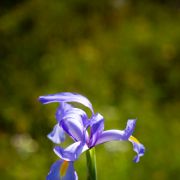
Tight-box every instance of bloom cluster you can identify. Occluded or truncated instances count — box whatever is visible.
[39,92,145,180]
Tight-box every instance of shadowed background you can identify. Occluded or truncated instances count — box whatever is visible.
[0,0,180,179]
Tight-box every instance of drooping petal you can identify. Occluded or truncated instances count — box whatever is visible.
[46,160,78,180]
[39,92,94,113]
[95,119,136,145]
[88,113,104,147]
[128,136,145,163]
[47,124,65,144]
[54,141,88,161]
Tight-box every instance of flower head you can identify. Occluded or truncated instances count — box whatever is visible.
[39,92,145,179]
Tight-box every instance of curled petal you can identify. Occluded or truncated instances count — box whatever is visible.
[64,107,89,126]
[56,103,88,125]
[65,108,87,118]
[47,124,65,144]
[123,119,136,138]
[39,92,94,113]
[54,141,88,161]
[129,136,145,163]
[46,160,78,180]
[96,119,136,145]
[56,103,88,121]
[89,113,104,147]
[56,103,73,122]
[60,114,85,142]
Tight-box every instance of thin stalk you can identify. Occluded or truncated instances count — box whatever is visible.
[86,148,97,180]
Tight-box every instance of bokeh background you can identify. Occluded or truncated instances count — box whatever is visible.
[0,0,180,179]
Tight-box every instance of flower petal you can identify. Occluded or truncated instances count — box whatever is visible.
[55,102,88,125]
[55,102,73,122]
[129,136,145,163]
[60,113,85,142]
[96,119,136,145]
[47,124,65,144]
[123,119,137,138]
[64,107,89,126]
[89,113,104,147]
[46,160,78,180]
[39,92,94,113]
[54,141,88,161]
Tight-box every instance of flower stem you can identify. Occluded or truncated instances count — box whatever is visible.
[86,148,97,180]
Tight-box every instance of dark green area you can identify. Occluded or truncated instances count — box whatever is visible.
[0,0,180,179]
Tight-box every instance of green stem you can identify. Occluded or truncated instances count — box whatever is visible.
[86,148,97,180]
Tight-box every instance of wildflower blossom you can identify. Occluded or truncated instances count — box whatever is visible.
[39,92,145,180]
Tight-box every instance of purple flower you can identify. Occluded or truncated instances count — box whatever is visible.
[46,160,78,180]
[39,92,145,180]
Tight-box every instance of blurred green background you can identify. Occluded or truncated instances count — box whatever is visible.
[0,0,180,179]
